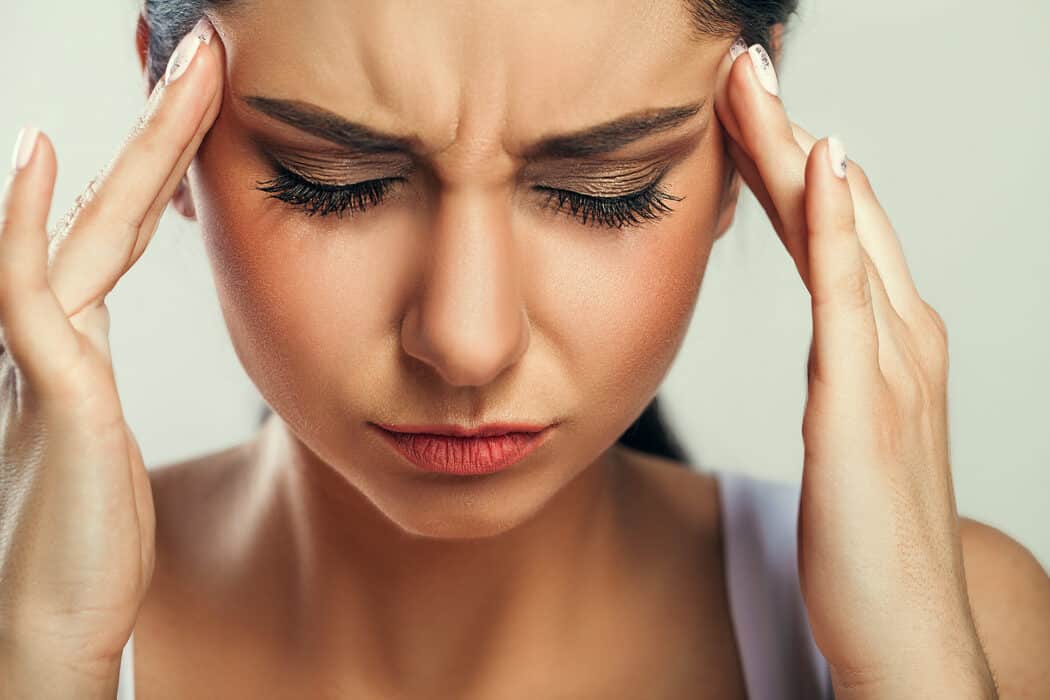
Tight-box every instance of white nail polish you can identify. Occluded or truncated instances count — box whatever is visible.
[729,36,747,61]
[11,126,40,171]
[748,43,779,96]
[192,16,216,45]
[164,17,215,85]
[828,135,848,179]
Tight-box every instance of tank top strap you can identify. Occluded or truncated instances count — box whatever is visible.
[713,468,835,700]
[117,630,135,700]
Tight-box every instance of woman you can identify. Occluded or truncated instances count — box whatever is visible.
[2,0,1048,697]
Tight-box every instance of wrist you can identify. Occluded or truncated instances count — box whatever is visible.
[830,644,998,700]
[0,636,122,700]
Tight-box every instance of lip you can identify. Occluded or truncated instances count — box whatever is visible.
[372,423,555,475]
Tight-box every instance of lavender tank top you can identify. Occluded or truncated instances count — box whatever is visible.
[116,468,834,699]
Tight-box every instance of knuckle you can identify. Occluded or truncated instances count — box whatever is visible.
[921,300,948,340]
[888,366,926,409]
[836,265,872,312]
[904,299,949,370]
[94,196,142,238]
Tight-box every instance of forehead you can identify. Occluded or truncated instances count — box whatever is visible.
[215,0,722,154]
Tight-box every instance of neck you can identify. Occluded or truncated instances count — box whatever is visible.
[245,413,641,694]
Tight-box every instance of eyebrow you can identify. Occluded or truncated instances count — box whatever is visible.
[238,94,706,160]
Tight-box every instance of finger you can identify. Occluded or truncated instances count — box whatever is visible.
[725,130,812,287]
[792,122,817,155]
[714,36,748,148]
[858,242,918,386]
[834,159,927,325]
[45,16,224,319]
[805,136,880,393]
[0,129,83,392]
[131,34,226,268]
[725,44,811,289]
[725,136,781,228]
[793,123,926,325]
[717,39,811,158]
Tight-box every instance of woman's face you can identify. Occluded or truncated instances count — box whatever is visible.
[185,0,737,538]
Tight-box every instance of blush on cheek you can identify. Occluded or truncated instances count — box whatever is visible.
[533,156,722,433]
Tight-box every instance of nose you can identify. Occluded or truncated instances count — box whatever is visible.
[400,186,530,387]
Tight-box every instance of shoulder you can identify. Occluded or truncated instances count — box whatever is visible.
[135,442,261,690]
[958,516,1050,697]
[146,439,259,586]
[148,441,254,526]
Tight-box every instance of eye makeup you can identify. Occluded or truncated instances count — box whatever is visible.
[248,112,705,229]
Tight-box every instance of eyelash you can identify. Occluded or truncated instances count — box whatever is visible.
[254,164,683,230]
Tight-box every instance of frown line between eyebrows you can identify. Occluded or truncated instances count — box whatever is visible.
[238,94,708,161]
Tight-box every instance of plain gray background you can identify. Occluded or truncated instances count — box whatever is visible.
[2,1,1048,569]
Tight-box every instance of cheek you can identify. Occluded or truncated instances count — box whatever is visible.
[188,125,396,416]
[525,144,726,420]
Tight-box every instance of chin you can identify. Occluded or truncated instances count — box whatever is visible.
[364,459,586,541]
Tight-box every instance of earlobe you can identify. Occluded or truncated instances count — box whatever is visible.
[713,172,742,241]
[171,178,198,220]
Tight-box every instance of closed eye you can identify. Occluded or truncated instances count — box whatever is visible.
[254,163,683,229]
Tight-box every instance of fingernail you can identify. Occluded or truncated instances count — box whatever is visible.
[729,36,747,61]
[164,16,215,85]
[11,126,40,172]
[827,135,848,179]
[748,43,779,96]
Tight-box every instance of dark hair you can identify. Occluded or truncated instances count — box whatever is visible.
[140,0,800,466]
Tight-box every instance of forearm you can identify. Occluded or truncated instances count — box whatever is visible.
[0,637,121,700]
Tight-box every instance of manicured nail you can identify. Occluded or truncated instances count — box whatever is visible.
[729,36,747,61]
[11,126,40,171]
[748,43,779,96]
[827,135,847,179]
[164,16,215,85]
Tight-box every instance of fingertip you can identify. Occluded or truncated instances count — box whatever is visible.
[714,41,744,147]
[805,137,851,194]
[726,47,795,162]
[196,16,227,97]
[27,128,58,187]
[725,43,754,106]
[16,129,58,221]
[722,49,757,149]
[9,126,56,182]
[805,136,859,259]
[827,135,848,179]
[2,128,56,265]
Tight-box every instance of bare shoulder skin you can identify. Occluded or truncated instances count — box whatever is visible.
[132,437,747,699]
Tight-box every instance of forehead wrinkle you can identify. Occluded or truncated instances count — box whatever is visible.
[238,92,707,164]
[223,0,721,186]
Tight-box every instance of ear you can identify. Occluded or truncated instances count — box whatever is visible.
[137,12,198,221]
[135,13,152,90]
[713,170,742,242]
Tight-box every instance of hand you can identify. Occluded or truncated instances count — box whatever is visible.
[0,16,223,686]
[713,39,997,698]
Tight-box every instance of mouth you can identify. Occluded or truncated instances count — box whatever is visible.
[371,422,556,476]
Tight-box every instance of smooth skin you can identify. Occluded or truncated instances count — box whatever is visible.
[1,3,1049,699]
